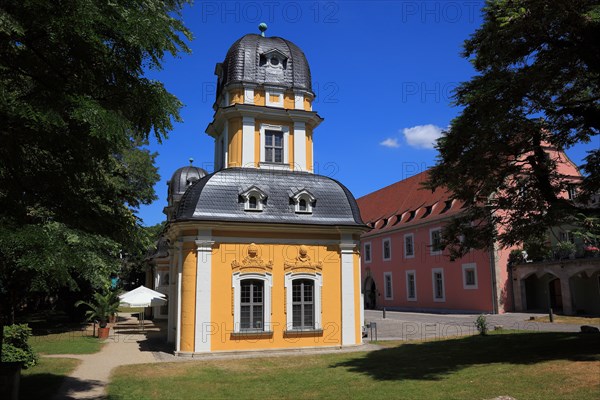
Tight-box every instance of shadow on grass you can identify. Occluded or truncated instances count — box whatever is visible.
[331,332,600,381]
[20,373,104,400]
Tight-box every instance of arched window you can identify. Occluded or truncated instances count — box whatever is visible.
[285,273,322,331]
[292,189,315,214]
[299,198,307,212]
[232,273,273,333]
[292,279,314,329]
[248,196,257,209]
[240,279,263,331]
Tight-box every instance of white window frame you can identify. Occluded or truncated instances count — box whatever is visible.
[404,233,415,258]
[567,184,577,200]
[291,189,315,214]
[430,227,443,256]
[462,263,478,289]
[265,86,284,108]
[285,273,322,331]
[383,272,393,300]
[232,273,273,333]
[406,270,417,301]
[432,268,445,302]
[382,238,392,261]
[240,186,267,211]
[259,123,290,170]
[363,242,372,263]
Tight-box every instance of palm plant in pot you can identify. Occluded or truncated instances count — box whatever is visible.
[75,290,120,339]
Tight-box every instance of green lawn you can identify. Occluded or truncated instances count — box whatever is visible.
[20,357,80,400]
[107,331,599,400]
[31,331,104,355]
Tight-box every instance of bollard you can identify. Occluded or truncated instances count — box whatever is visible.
[383,307,386,319]
[549,308,554,323]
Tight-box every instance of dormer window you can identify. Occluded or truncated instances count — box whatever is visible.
[299,198,307,211]
[249,196,258,209]
[240,186,267,211]
[292,189,316,214]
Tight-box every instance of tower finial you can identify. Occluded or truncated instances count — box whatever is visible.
[189,157,194,165]
[258,22,268,37]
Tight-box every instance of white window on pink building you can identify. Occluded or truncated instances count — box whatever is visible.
[382,238,392,261]
[384,272,393,300]
[432,268,445,302]
[462,263,478,289]
[406,270,416,301]
[430,228,443,255]
[364,242,372,263]
[404,233,414,258]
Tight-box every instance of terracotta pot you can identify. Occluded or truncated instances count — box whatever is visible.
[109,314,117,324]
[98,327,110,339]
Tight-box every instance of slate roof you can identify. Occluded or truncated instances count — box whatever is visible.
[357,170,463,235]
[217,34,312,96]
[175,168,364,227]
[168,165,208,199]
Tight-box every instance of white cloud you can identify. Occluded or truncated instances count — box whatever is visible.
[402,124,443,149]
[379,137,400,148]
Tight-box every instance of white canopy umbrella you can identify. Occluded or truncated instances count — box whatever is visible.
[119,285,167,329]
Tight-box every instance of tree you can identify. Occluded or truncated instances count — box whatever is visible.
[0,0,192,327]
[426,0,600,255]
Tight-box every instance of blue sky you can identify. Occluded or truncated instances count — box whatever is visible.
[138,1,597,226]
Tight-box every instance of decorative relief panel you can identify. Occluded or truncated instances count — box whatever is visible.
[231,243,273,274]
[284,245,323,274]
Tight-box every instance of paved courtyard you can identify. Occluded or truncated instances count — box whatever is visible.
[363,309,585,341]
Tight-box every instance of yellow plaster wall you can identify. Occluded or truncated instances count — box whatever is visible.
[306,127,313,172]
[210,242,343,351]
[284,91,295,109]
[227,117,242,167]
[304,96,312,111]
[269,94,280,104]
[180,244,197,352]
[254,125,261,167]
[254,88,265,106]
[229,89,243,105]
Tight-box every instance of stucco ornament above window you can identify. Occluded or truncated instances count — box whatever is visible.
[231,243,273,274]
[284,245,323,274]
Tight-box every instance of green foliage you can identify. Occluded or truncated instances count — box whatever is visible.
[75,290,121,328]
[1,324,38,368]
[474,315,489,336]
[426,0,600,255]
[524,236,553,262]
[555,241,577,259]
[0,0,192,320]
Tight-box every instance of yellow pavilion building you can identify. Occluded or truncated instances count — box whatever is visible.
[152,27,367,355]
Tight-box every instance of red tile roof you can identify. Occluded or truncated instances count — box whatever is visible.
[357,170,462,234]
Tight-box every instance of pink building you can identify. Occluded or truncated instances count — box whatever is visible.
[357,145,598,315]
[358,171,513,314]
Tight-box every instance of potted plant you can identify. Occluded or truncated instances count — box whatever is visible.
[555,241,576,260]
[75,290,120,339]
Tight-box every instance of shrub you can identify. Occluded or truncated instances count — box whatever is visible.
[1,324,38,368]
[474,314,488,336]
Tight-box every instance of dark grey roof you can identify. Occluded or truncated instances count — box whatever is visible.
[175,168,364,227]
[168,165,208,199]
[217,34,312,96]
